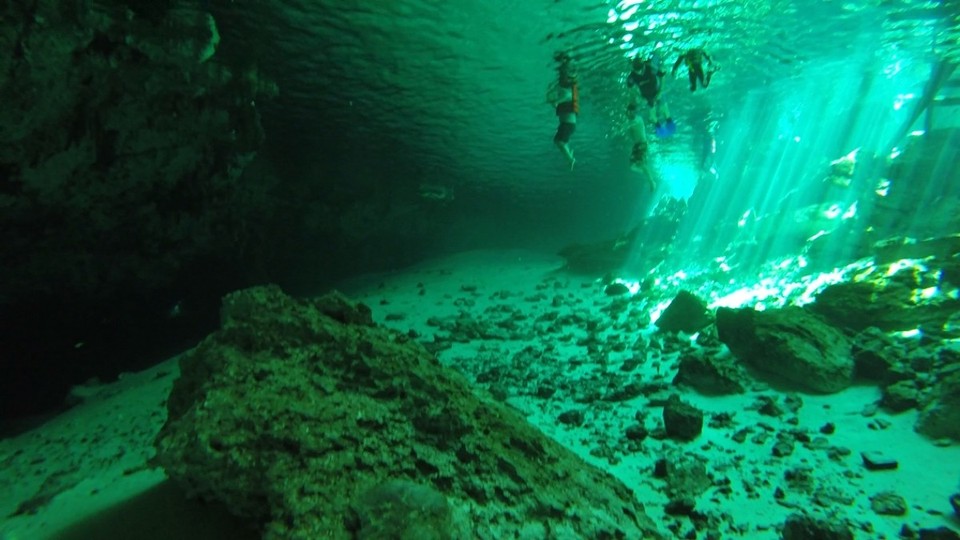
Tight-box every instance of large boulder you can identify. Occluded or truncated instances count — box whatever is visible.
[673,349,751,395]
[656,291,712,334]
[715,306,854,393]
[916,367,960,441]
[155,285,665,540]
[810,263,960,333]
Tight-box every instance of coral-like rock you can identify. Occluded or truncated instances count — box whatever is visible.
[716,306,854,393]
[662,395,704,441]
[916,368,960,441]
[656,290,713,334]
[810,264,960,333]
[673,349,750,395]
[155,285,664,540]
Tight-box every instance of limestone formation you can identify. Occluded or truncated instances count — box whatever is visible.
[716,306,854,393]
[155,285,664,540]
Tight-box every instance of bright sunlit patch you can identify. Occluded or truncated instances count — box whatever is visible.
[620,5,640,19]
[709,280,781,310]
[648,298,673,324]
[831,148,859,167]
[842,202,857,219]
[875,178,891,196]
[793,136,801,143]
[893,93,914,110]
[917,286,939,300]
[886,258,924,277]
[794,258,874,306]
[624,21,640,32]
[823,204,842,219]
[909,130,925,136]
[889,147,901,159]
[623,33,634,42]
[899,328,922,339]
[616,279,642,295]
[737,209,752,227]
[883,60,902,78]
[807,230,828,242]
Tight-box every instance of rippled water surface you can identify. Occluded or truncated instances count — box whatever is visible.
[212,0,957,231]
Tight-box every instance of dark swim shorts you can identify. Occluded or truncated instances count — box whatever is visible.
[631,141,648,165]
[640,90,657,107]
[554,121,576,143]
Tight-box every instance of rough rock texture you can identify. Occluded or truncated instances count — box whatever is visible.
[662,395,704,441]
[0,0,281,419]
[781,513,853,540]
[851,327,906,381]
[155,285,665,540]
[1,1,275,301]
[659,453,711,500]
[656,290,713,334]
[673,349,750,394]
[715,307,854,394]
[916,367,960,441]
[810,263,960,333]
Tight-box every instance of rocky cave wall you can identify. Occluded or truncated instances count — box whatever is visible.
[0,0,277,418]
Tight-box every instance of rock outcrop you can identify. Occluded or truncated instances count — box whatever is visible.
[810,262,960,333]
[916,367,960,441]
[155,285,665,540]
[1,1,275,301]
[656,290,713,334]
[716,306,854,393]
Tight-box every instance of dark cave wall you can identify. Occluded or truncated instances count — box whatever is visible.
[0,0,473,421]
[0,0,278,419]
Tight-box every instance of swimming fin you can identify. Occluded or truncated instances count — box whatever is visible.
[655,121,676,138]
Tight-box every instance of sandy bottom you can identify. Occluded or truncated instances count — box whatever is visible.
[2,249,959,539]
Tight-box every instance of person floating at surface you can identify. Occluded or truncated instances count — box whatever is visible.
[627,54,675,137]
[672,48,717,93]
[627,115,656,192]
[546,52,579,170]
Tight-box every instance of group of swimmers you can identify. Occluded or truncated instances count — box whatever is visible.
[546,48,717,190]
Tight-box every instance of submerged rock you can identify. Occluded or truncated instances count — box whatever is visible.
[673,349,750,395]
[916,368,960,441]
[781,512,853,540]
[155,285,665,540]
[656,290,713,334]
[716,306,854,393]
[810,263,960,333]
[662,395,704,441]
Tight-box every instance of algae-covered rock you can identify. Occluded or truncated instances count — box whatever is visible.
[673,349,751,395]
[656,290,713,334]
[916,368,960,441]
[155,285,665,540]
[716,306,854,393]
[810,262,960,333]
